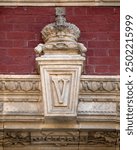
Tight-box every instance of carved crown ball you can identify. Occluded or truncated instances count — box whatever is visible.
[41,22,80,43]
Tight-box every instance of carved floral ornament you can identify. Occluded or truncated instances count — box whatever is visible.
[2,130,119,147]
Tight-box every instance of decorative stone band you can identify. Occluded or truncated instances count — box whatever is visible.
[0,0,120,6]
[0,75,119,124]
[1,129,119,148]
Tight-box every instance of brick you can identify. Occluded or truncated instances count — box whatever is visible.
[0,6,120,75]
[0,65,8,73]
[11,56,31,65]
[0,7,15,15]
[0,32,6,39]
[0,23,13,31]
[108,32,120,40]
[35,16,52,23]
[0,49,8,55]
[106,15,120,24]
[7,32,36,40]
[74,7,87,16]
[109,65,120,74]
[0,56,13,64]
[66,7,74,16]
[84,65,95,74]
[28,41,38,48]
[88,15,107,24]
[7,48,32,56]
[86,49,94,56]
[13,40,28,48]
[5,15,36,23]
[0,40,13,48]
[109,49,120,56]
[88,41,120,49]
[87,56,119,65]
[14,7,54,15]
[87,7,118,15]
[93,49,109,56]
[7,65,34,74]
[0,15,5,23]
[27,24,44,32]
[13,23,28,31]
[95,66,109,74]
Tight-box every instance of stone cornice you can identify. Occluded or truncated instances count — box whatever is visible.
[0,0,120,6]
[0,75,119,126]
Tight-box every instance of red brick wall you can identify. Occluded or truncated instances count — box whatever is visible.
[0,6,120,75]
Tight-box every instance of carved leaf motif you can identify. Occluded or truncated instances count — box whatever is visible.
[80,81,88,91]
[20,82,33,91]
[88,82,100,91]
[0,81,3,90]
[35,82,41,91]
[103,82,114,91]
[4,131,30,146]
[5,81,18,91]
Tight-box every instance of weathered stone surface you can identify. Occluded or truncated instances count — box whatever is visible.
[35,7,87,57]
[35,7,86,119]
[0,75,119,122]
[1,129,119,148]
[0,75,120,149]
[0,6,120,149]
[0,0,120,6]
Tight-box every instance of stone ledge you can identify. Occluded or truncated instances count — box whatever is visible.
[0,75,119,149]
[0,0,120,6]
[0,75,119,124]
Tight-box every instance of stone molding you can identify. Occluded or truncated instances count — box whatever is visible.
[1,129,119,148]
[0,75,119,122]
[0,0,120,6]
[0,75,119,149]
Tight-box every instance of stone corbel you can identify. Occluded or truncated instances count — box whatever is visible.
[35,7,87,119]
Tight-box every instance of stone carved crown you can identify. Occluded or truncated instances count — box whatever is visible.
[41,7,80,43]
[35,7,87,56]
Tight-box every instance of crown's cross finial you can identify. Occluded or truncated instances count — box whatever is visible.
[55,7,66,16]
[55,7,66,27]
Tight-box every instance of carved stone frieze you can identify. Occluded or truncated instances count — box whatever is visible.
[0,78,40,92]
[0,75,120,149]
[3,131,31,146]
[0,75,119,122]
[80,76,120,93]
[0,75,41,102]
[1,130,119,148]
[86,130,120,146]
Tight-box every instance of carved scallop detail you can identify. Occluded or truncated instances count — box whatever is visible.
[5,81,18,91]
[103,82,115,91]
[87,81,101,91]
[20,82,33,91]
